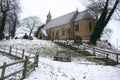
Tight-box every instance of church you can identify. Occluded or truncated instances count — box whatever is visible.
[37,9,96,42]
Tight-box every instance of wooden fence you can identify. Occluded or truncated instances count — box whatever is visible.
[0,45,39,80]
[54,40,120,64]
[0,53,39,80]
[0,45,35,59]
[83,45,120,64]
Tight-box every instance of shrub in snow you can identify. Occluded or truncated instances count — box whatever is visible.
[23,33,29,39]
[15,36,19,39]
[5,36,9,40]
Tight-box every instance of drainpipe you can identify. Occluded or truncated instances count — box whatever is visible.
[73,21,75,41]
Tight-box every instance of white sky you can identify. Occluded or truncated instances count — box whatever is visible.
[20,0,86,23]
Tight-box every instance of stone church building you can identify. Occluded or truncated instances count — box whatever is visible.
[38,9,96,42]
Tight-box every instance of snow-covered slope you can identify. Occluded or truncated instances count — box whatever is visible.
[25,57,120,80]
[0,39,120,80]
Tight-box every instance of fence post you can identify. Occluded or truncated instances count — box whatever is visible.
[93,48,96,56]
[9,46,12,54]
[1,62,7,80]
[84,46,85,52]
[35,52,39,67]
[106,54,109,64]
[22,49,25,59]
[22,56,28,79]
[116,54,119,64]
[16,48,18,56]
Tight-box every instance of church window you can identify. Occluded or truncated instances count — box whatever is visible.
[89,22,92,31]
[62,29,65,36]
[75,24,79,32]
[56,31,59,36]
[68,28,70,33]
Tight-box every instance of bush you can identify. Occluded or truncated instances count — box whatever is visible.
[23,33,28,39]
[28,36,33,40]
[15,37,19,39]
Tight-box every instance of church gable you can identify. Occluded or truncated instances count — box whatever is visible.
[75,10,95,21]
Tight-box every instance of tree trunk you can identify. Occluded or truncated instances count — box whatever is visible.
[29,29,33,37]
[11,17,17,38]
[0,12,7,40]
[90,0,109,44]
[90,0,119,45]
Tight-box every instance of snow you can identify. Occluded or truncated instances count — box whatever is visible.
[0,39,120,80]
[1,6,120,79]
[41,29,48,36]
[0,53,23,80]
[101,20,120,49]
[25,57,120,80]
[0,53,15,65]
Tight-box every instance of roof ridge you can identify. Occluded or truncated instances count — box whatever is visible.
[78,10,88,13]
[51,11,77,21]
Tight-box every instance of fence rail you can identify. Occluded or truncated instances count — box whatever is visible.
[0,53,39,80]
[0,45,39,80]
[54,40,120,64]
[0,45,35,59]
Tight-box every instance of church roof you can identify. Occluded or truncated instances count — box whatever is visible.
[44,11,77,29]
[75,10,95,21]
[44,10,95,30]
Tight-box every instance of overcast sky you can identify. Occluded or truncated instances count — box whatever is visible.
[20,0,86,23]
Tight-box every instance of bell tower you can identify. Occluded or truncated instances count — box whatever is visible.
[46,11,52,23]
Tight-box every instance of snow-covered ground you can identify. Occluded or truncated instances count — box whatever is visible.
[0,53,15,65]
[0,53,23,80]
[0,39,120,80]
[25,57,120,80]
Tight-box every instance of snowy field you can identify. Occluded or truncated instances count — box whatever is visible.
[25,57,120,80]
[0,53,23,80]
[0,39,120,80]
[0,53,15,65]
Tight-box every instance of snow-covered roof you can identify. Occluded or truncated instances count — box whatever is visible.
[75,10,95,21]
[44,10,95,30]
[44,11,77,29]
[41,29,48,36]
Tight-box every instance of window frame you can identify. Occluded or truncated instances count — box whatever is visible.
[89,22,92,31]
[75,24,79,32]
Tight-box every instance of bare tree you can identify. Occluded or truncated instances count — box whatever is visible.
[7,11,20,39]
[80,0,120,44]
[87,1,105,20]
[0,0,21,40]
[21,16,42,37]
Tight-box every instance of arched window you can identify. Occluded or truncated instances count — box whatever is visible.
[89,22,92,31]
